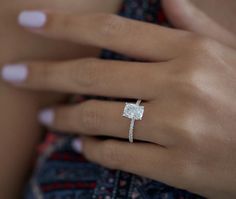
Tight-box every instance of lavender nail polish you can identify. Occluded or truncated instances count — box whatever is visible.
[72,139,83,153]
[18,11,47,28]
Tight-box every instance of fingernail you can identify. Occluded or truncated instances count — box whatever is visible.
[18,11,47,28]
[72,139,83,153]
[38,109,54,125]
[1,64,28,83]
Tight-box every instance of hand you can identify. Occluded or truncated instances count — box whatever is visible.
[0,1,121,198]
[162,0,236,48]
[1,11,236,199]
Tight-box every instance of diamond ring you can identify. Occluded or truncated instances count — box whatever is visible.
[122,100,144,143]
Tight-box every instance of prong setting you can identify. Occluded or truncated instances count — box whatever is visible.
[123,100,144,143]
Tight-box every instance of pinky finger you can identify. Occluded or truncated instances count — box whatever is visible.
[73,136,182,189]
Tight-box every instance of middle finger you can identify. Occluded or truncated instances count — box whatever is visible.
[2,58,162,100]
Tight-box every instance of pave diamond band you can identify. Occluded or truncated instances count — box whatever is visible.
[123,100,144,143]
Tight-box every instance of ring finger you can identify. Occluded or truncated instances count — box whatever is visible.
[39,100,171,146]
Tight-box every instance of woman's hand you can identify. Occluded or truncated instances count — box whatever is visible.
[0,1,121,198]
[2,11,236,199]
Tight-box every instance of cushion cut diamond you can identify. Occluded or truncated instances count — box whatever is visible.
[123,103,144,120]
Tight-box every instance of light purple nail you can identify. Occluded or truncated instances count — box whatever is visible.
[1,64,28,83]
[72,139,83,153]
[18,11,47,28]
[38,109,54,125]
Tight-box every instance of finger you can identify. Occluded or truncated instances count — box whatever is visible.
[38,100,172,146]
[76,136,183,189]
[162,0,236,48]
[18,11,190,61]
[1,59,162,100]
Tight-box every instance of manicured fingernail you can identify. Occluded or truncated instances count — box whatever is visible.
[38,109,54,125]
[72,139,83,153]
[18,11,47,28]
[1,64,28,83]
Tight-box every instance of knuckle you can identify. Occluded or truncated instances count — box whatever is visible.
[160,101,199,142]
[176,113,197,139]
[71,58,100,90]
[180,75,203,98]
[168,73,199,100]
[79,100,102,132]
[188,35,219,56]
[179,37,225,98]
[181,66,214,100]
[100,141,123,169]
[98,13,128,37]
[168,62,208,100]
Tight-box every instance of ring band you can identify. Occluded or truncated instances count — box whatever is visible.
[123,100,144,143]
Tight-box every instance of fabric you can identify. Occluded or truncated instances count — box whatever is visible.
[25,0,206,198]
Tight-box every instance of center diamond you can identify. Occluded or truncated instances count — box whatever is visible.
[123,103,144,120]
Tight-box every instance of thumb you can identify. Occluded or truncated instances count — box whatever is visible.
[162,0,236,48]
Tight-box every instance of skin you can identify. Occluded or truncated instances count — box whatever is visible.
[191,0,236,34]
[2,10,236,199]
[0,0,236,198]
[0,0,121,198]
[163,0,236,48]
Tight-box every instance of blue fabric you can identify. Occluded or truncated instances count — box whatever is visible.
[25,138,204,199]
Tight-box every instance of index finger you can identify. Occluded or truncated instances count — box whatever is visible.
[18,11,190,61]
